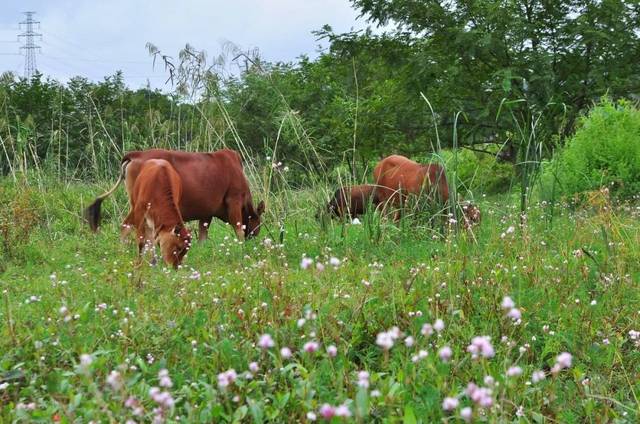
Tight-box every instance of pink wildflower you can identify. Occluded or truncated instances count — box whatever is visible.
[507,308,522,321]
[438,346,453,362]
[506,366,523,377]
[319,404,335,419]
[335,404,351,417]
[303,341,320,353]
[556,352,573,369]
[460,406,473,422]
[326,345,338,357]
[258,333,275,349]
[467,336,495,359]
[300,257,313,269]
[357,371,370,388]
[280,347,292,359]
[158,369,172,388]
[501,296,515,309]
[106,370,123,390]
[531,370,545,383]
[376,331,394,350]
[421,323,434,337]
[442,397,459,411]
[217,369,237,389]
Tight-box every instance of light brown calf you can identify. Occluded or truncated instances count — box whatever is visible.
[373,155,449,219]
[122,159,191,268]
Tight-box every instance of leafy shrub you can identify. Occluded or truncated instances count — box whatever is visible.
[440,147,513,195]
[541,99,640,201]
[0,181,42,268]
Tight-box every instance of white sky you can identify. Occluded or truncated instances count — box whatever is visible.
[0,0,373,90]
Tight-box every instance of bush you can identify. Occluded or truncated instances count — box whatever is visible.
[541,99,640,201]
[440,147,513,195]
[0,180,42,268]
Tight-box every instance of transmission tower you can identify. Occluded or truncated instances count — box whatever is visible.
[18,11,42,80]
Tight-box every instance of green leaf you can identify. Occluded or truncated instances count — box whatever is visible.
[502,69,511,93]
[248,399,264,423]
[531,412,545,423]
[233,405,249,423]
[356,387,369,419]
[275,392,290,409]
[403,405,417,424]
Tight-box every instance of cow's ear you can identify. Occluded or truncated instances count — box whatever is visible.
[257,200,265,215]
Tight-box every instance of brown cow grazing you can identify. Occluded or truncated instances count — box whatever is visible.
[85,149,265,241]
[326,184,380,219]
[123,159,192,268]
[373,155,449,219]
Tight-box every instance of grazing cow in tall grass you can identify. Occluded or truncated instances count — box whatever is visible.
[373,155,450,220]
[325,184,380,219]
[122,159,192,268]
[85,149,265,241]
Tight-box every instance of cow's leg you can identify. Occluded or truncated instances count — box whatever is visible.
[135,227,146,255]
[198,218,212,242]
[225,196,245,241]
[393,194,403,222]
[143,218,159,265]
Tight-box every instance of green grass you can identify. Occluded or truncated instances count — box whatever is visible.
[1,176,639,423]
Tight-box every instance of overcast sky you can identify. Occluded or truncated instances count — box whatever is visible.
[0,0,372,90]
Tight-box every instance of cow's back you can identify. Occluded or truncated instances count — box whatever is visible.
[132,159,182,208]
[123,149,249,221]
[374,155,423,192]
[374,155,449,204]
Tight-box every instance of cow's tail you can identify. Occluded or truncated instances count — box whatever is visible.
[84,158,130,232]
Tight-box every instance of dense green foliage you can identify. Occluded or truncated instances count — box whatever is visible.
[0,72,202,179]
[2,1,638,189]
[541,99,640,201]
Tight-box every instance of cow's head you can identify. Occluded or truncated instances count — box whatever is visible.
[324,188,349,219]
[461,201,481,229]
[159,224,192,269]
[244,200,265,239]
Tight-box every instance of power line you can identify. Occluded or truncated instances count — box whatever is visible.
[45,32,150,65]
[18,11,42,79]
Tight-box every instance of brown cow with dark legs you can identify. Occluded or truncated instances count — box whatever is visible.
[326,184,380,219]
[122,159,192,268]
[373,155,449,220]
[85,149,265,241]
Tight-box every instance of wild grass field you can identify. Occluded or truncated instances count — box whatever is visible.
[1,173,639,423]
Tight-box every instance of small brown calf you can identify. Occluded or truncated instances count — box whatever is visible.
[121,159,192,268]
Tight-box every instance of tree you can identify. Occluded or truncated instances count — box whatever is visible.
[347,0,640,154]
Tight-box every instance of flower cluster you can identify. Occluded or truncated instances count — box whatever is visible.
[465,382,494,408]
[318,403,351,419]
[376,326,401,350]
[551,352,573,374]
[467,336,495,359]
[501,296,522,324]
[217,369,237,389]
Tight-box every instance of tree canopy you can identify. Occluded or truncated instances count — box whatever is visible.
[1,0,638,185]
